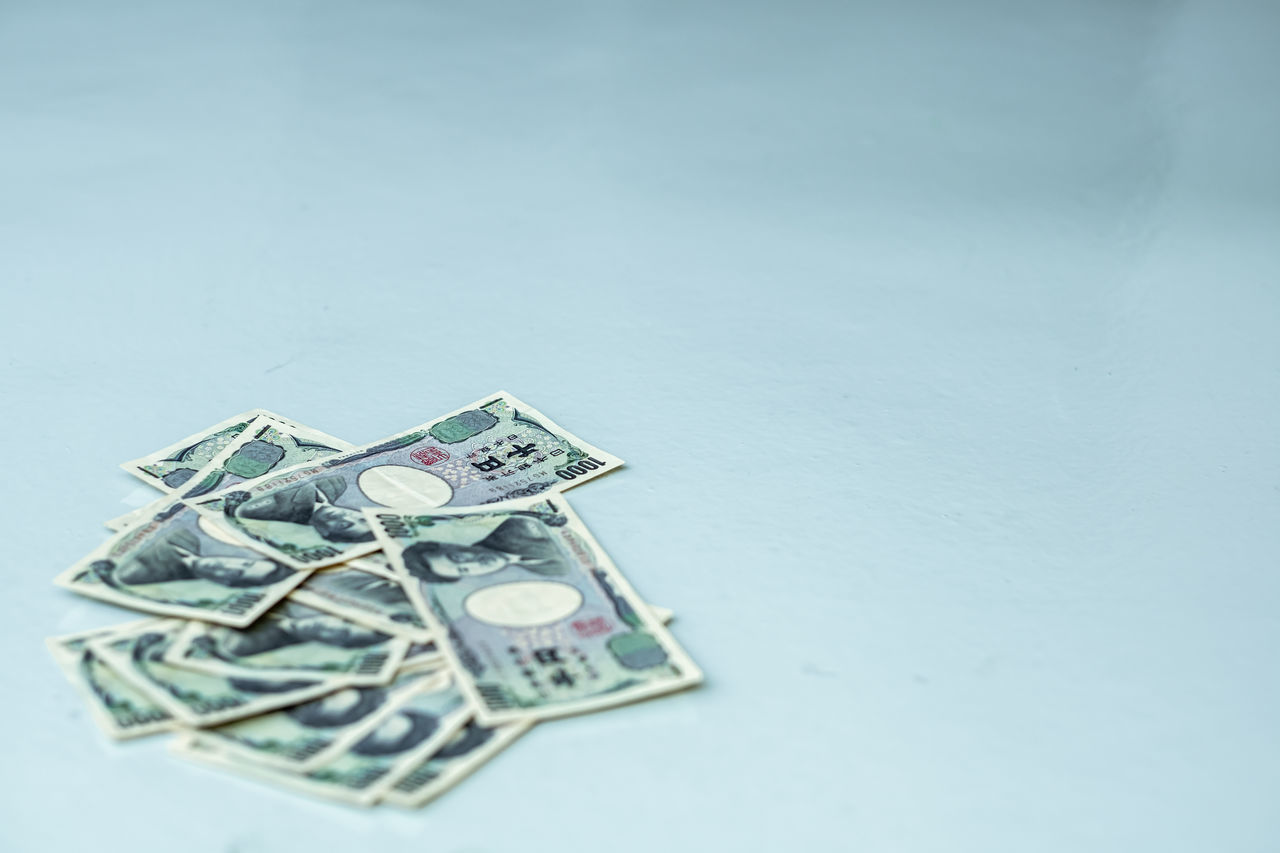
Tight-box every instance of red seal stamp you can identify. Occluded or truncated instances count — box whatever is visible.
[571,617,613,638]
[411,447,450,466]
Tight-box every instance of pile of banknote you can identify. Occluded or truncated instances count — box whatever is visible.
[48,393,701,808]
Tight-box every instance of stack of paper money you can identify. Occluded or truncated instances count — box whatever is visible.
[48,393,701,808]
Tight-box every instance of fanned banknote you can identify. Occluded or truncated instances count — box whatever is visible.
[173,671,472,806]
[163,600,409,684]
[120,409,278,492]
[55,501,312,626]
[189,669,440,772]
[382,717,531,809]
[46,621,177,739]
[289,564,433,642]
[89,619,356,727]
[369,495,702,724]
[186,392,623,570]
[108,418,354,532]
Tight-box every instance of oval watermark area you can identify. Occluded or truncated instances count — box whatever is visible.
[463,581,584,628]
[357,465,453,508]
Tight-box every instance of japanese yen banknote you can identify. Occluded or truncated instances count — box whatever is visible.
[186,392,623,570]
[370,495,702,724]
[58,417,354,624]
[108,415,353,531]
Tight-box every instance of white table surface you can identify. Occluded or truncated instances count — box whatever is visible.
[3,1,1278,851]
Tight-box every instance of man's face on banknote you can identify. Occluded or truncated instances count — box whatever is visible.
[310,494,373,542]
[422,545,510,579]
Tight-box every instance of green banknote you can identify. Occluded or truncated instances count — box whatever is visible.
[108,418,354,532]
[89,619,357,727]
[55,501,311,626]
[289,565,433,642]
[369,495,703,725]
[46,621,177,739]
[120,409,273,492]
[382,717,531,809]
[163,600,409,683]
[173,672,472,806]
[187,392,623,570]
[190,669,439,771]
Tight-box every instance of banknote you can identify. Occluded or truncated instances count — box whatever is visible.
[163,600,409,683]
[89,618,357,727]
[108,418,354,532]
[369,495,703,724]
[55,500,311,626]
[189,669,441,772]
[46,621,177,739]
[120,409,273,492]
[186,392,623,570]
[289,565,433,642]
[173,671,472,806]
[382,718,531,809]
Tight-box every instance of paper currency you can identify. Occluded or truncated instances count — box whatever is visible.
[89,618,356,727]
[289,564,433,642]
[189,669,439,771]
[120,409,273,492]
[382,718,531,809]
[108,418,354,532]
[173,671,472,806]
[370,495,702,724]
[47,622,178,739]
[55,501,311,626]
[187,392,623,570]
[163,600,409,683]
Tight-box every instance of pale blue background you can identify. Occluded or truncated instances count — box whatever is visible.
[2,1,1278,851]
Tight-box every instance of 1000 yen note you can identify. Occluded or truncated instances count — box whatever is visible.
[186,392,623,570]
[121,409,281,492]
[108,417,354,532]
[369,495,702,725]
[190,668,441,772]
[55,501,311,626]
[163,600,409,684]
[289,565,433,642]
[46,621,177,739]
[382,717,531,809]
[173,670,472,807]
[89,619,359,727]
